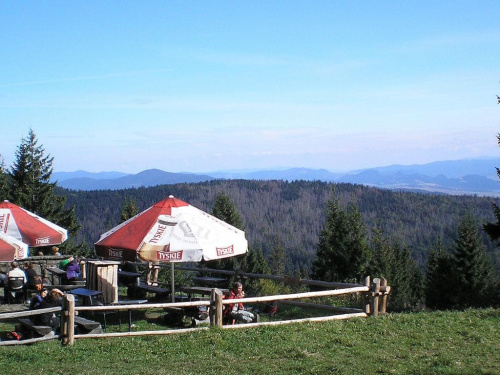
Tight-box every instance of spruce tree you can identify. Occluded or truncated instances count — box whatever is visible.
[389,242,423,311]
[206,192,244,271]
[425,237,457,310]
[483,134,500,244]
[268,236,287,276]
[0,155,10,201]
[368,224,422,311]
[311,197,369,282]
[241,245,271,295]
[453,213,498,308]
[8,129,81,253]
[120,197,139,223]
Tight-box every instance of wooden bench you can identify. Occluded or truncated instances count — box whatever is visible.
[17,318,55,338]
[74,316,103,334]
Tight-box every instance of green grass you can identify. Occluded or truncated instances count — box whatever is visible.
[1,308,499,374]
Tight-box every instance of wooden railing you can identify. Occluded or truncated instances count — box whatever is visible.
[0,275,390,346]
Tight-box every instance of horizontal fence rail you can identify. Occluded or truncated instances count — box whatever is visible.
[0,275,389,346]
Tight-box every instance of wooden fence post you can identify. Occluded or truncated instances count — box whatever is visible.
[62,294,76,346]
[210,289,224,327]
[362,276,371,315]
[380,277,388,315]
[371,278,380,317]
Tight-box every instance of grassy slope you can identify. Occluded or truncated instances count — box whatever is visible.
[1,309,499,375]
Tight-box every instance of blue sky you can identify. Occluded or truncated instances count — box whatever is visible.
[1,2,499,173]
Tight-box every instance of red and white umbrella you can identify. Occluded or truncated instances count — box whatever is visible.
[0,233,28,262]
[94,195,248,263]
[0,200,68,247]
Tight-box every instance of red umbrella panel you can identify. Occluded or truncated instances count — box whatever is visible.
[94,195,248,263]
[0,233,28,262]
[0,200,68,247]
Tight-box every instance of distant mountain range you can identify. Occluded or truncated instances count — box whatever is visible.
[51,158,500,196]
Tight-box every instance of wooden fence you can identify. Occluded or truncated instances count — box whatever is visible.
[0,275,390,346]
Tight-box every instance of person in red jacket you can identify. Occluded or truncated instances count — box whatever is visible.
[224,282,258,323]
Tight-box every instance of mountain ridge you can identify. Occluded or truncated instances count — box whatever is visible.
[51,158,500,196]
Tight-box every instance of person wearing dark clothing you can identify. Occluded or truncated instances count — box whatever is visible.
[34,289,64,328]
[24,262,42,290]
[29,288,48,310]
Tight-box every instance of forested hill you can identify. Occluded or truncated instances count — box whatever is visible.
[58,179,500,274]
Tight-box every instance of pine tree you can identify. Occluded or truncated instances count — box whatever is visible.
[453,213,498,308]
[8,129,81,253]
[311,197,369,282]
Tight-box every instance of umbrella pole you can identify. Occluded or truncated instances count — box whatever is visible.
[171,263,175,303]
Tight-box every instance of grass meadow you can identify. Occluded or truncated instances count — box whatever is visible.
[0,308,499,375]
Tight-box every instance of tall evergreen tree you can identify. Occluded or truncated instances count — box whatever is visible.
[389,242,423,311]
[120,197,139,223]
[311,197,369,282]
[453,213,498,308]
[483,134,500,244]
[0,155,10,201]
[368,224,422,311]
[268,236,287,276]
[366,222,393,277]
[8,129,81,253]
[212,192,243,230]
[241,245,271,295]
[425,237,457,310]
[242,245,270,275]
[206,192,244,271]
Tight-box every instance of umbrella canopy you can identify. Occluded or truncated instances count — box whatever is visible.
[94,195,248,263]
[0,200,68,247]
[0,233,28,262]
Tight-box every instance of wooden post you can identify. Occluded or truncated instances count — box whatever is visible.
[380,277,388,315]
[362,276,371,315]
[210,288,223,327]
[371,278,380,317]
[62,294,76,346]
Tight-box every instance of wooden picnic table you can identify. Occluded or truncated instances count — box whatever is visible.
[111,299,148,331]
[45,266,66,285]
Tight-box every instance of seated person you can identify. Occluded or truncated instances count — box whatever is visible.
[29,288,48,310]
[63,258,82,284]
[51,246,61,256]
[59,256,73,271]
[4,261,27,300]
[223,282,258,324]
[34,288,64,329]
[24,262,43,290]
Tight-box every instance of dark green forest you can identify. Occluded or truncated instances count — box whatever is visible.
[58,179,500,275]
